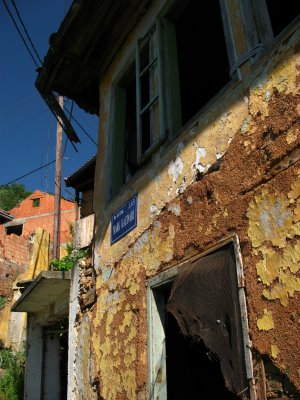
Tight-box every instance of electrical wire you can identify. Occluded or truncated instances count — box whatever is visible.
[2,0,40,68]
[0,160,56,188]
[64,107,98,147]
[3,0,95,151]
[9,0,43,65]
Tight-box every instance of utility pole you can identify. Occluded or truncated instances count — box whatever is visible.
[53,95,64,261]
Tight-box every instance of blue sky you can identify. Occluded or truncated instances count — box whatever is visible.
[0,0,98,200]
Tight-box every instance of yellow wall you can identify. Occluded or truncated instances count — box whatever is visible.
[79,3,300,397]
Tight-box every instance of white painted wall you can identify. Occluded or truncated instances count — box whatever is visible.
[24,315,43,400]
[43,332,61,400]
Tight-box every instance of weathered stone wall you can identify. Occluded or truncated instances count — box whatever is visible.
[71,5,300,398]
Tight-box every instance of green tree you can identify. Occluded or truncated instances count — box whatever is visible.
[0,184,31,211]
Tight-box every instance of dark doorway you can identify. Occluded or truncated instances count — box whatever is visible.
[164,287,239,400]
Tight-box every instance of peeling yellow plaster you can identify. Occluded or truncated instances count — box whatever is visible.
[271,345,280,359]
[121,369,136,399]
[257,309,275,331]
[248,173,300,307]
[97,94,248,271]
[256,247,281,286]
[263,269,300,307]
[286,127,299,145]
[249,49,300,117]
[90,11,300,399]
[289,171,300,200]
[120,310,133,334]
[247,190,293,248]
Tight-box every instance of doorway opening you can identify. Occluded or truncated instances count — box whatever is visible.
[163,284,238,399]
[147,237,254,400]
[43,319,69,400]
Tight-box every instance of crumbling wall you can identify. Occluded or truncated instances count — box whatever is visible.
[68,256,97,400]
[0,235,28,298]
[0,228,50,349]
[0,231,29,345]
[73,12,300,400]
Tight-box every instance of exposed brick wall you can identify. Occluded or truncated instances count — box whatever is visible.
[0,259,26,298]
[10,190,75,218]
[21,209,75,242]
[0,231,29,298]
[9,190,76,243]
[0,225,5,259]
[0,190,76,301]
[3,234,29,265]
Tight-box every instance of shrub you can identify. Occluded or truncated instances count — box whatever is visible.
[0,348,25,400]
[50,244,88,271]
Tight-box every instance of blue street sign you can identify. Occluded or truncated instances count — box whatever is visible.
[111,194,138,244]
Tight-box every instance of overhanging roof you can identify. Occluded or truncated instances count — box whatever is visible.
[11,271,70,313]
[65,155,96,191]
[35,0,151,115]
[0,209,14,224]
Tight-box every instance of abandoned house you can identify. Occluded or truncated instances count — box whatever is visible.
[13,0,300,399]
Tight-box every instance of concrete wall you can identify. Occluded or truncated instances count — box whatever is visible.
[74,214,94,249]
[71,2,300,398]
[24,315,43,400]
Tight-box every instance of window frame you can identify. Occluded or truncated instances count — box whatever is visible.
[146,235,256,400]
[240,0,300,67]
[32,198,40,207]
[110,0,249,198]
[135,24,165,165]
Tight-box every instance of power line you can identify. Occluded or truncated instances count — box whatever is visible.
[0,160,56,188]
[3,0,96,151]
[9,0,43,65]
[2,0,40,68]
[64,107,98,147]
[3,0,81,152]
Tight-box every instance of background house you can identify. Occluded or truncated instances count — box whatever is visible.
[11,162,95,400]
[0,190,76,349]
[35,1,300,399]
[7,189,75,242]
